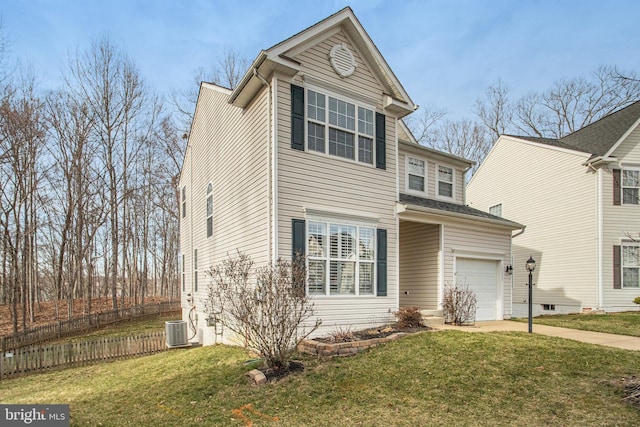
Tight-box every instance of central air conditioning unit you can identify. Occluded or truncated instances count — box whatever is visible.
[165,320,188,347]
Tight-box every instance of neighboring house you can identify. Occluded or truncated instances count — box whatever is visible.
[179,7,523,345]
[467,100,640,317]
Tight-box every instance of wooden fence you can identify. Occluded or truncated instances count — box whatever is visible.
[0,331,169,380]
[1,301,181,353]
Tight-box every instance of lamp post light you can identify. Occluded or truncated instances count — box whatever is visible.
[526,256,536,333]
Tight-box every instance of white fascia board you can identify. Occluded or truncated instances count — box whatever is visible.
[603,117,640,159]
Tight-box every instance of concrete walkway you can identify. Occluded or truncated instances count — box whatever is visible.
[434,320,640,351]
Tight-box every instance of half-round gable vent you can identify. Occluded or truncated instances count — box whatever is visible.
[329,43,356,78]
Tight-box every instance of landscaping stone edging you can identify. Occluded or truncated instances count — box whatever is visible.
[297,332,408,357]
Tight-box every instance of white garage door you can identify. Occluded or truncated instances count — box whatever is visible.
[456,258,499,321]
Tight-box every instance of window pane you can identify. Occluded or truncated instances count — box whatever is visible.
[328,128,355,160]
[330,261,355,295]
[623,246,639,266]
[359,263,374,294]
[308,222,326,257]
[408,157,425,175]
[359,227,375,260]
[308,260,326,294]
[623,267,639,288]
[489,204,502,217]
[409,174,425,192]
[207,217,212,238]
[207,195,213,216]
[439,181,453,197]
[358,107,373,136]
[308,122,325,153]
[308,90,325,121]
[330,225,356,258]
[329,97,355,131]
[622,170,639,187]
[358,136,373,164]
[439,166,453,183]
[623,188,639,204]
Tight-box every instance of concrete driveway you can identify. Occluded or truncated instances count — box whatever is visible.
[434,320,640,351]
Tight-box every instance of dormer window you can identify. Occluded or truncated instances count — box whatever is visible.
[437,165,454,199]
[407,156,426,193]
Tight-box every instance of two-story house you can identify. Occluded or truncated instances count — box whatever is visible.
[179,7,523,345]
[467,100,640,317]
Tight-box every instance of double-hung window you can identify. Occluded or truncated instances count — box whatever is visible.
[307,220,376,296]
[622,169,640,205]
[437,165,454,199]
[306,89,374,165]
[181,186,187,218]
[489,203,502,217]
[407,157,426,193]
[622,244,640,288]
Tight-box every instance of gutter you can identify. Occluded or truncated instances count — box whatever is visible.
[228,51,268,105]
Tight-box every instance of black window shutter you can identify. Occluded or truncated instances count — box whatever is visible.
[292,219,306,259]
[377,228,387,296]
[291,85,305,151]
[375,113,386,170]
[613,245,621,289]
[613,169,621,206]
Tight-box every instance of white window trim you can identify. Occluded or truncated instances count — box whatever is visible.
[621,241,640,289]
[306,218,377,298]
[435,163,455,201]
[304,84,376,167]
[621,167,640,205]
[405,155,427,196]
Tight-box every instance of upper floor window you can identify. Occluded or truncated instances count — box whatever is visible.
[437,165,454,199]
[307,89,374,165]
[622,169,639,205]
[181,186,187,218]
[307,220,376,296]
[489,203,502,217]
[407,156,426,193]
[206,183,213,238]
[622,244,640,288]
[193,249,198,292]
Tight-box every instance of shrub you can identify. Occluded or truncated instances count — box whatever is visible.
[205,252,321,370]
[328,326,356,343]
[443,283,477,326]
[394,306,423,328]
[634,296,640,305]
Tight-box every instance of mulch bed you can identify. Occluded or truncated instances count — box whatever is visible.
[261,361,305,382]
[314,323,430,344]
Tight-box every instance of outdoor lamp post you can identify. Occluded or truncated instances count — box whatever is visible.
[526,256,536,333]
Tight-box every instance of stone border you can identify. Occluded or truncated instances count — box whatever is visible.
[297,332,408,357]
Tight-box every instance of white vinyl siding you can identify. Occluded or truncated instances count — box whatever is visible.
[399,222,439,309]
[467,136,597,310]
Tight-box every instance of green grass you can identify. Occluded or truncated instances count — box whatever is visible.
[515,311,640,337]
[1,331,640,426]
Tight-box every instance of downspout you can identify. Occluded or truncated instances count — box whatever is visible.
[597,167,604,310]
[510,225,526,318]
[254,68,274,263]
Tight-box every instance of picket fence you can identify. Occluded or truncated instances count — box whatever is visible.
[0,331,169,380]
[1,301,181,353]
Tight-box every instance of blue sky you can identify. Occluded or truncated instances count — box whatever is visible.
[3,0,639,119]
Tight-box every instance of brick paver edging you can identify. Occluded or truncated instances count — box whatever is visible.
[297,332,409,357]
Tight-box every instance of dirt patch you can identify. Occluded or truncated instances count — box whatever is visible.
[619,376,640,409]
[260,360,305,383]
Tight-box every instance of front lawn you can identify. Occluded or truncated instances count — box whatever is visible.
[1,331,639,426]
[522,311,640,337]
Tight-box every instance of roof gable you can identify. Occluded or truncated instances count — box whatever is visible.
[229,7,416,116]
[559,100,640,158]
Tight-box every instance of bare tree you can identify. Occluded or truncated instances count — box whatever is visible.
[475,79,512,141]
[403,104,447,146]
[169,46,249,132]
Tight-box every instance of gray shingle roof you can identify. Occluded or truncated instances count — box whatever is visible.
[398,193,523,229]
[511,100,640,157]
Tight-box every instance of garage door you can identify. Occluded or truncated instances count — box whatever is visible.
[456,258,499,321]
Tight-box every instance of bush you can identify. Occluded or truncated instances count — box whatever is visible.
[205,252,321,370]
[328,326,356,343]
[394,306,423,328]
[443,283,477,326]
[634,296,640,305]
